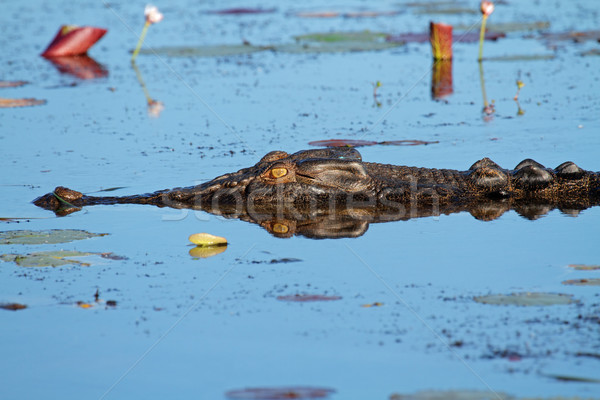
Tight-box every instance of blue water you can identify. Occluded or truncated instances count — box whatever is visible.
[1,1,599,399]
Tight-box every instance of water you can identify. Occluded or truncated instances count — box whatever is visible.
[1,1,599,399]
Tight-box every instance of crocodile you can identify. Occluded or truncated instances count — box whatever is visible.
[33,148,600,238]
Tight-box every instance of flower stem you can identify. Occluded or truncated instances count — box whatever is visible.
[478,15,488,62]
[131,21,150,62]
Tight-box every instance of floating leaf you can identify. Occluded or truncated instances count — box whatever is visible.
[0,81,28,88]
[568,264,600,270]
[453,21,551,33]
[41,25,107,57]
[0,303,27,311]
[540,30,600,43]
[309,139,377,147]
[543,373,600,384]
[390,389,513,400]
[294,30,387,43]
[483,54,555,62]
[362,302,383,307]
[277,294,342,302]
[294,11,400,18]
[0,98,46,108]
[139,44,271,58]
[562,278,600,286]
[0,229,107,245]
[308,139,439,147]
[581,49,600,57]
[387,31,505,44]
[0,250,118,268]
[225,386,335,399]
[189,246,227,259]
[276,41,402,54]
[189,233,228,247]
[207,8,276,15]
[474,292,576,306]
[77,302,94,309]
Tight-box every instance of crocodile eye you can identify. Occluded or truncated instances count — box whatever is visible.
[272,223,289,234]
[268,167,288,179]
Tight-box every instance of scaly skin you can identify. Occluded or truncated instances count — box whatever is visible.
[33,148,600,237]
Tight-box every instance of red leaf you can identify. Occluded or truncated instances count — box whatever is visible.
[0,81,29,88]
[308,139,378,147]
[0,98,46,108]
[207,8,276,15]
[277,294,342,302]
[45,55,108,79]
[430,22,453,60]
[41,25,107,57]
[225,387,335,399]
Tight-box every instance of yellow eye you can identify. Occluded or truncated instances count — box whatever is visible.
[272,223,289,234]
[269,167,288,179]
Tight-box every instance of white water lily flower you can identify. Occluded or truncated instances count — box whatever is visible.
[145,4,164,24]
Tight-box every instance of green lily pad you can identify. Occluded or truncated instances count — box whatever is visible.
[294,30,387,42]
[139,44,271,57]
[1,250,97,267]
[542,373,600,384]
[276,41,403,54]
[454,21,551,33]
[484,54,555,62]
[0,229,107,245]
[474,292,576,306]
[390,390,514,400]
[568,264,600,270]
[562,278,600,286]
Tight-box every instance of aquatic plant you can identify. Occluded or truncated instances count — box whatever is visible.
[131,4,164,62]
[478,1,495,61]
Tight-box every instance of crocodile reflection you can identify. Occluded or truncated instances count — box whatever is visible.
[33,148,600,239]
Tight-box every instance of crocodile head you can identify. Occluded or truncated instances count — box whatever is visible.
[187,148,374,208]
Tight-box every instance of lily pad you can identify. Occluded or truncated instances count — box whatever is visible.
[474,292,576,306]
[543,373,600,384]
[294,31,387,42]
[484,54,555,62]
[0,303,27,311]
[277,294,342,302]
[562,278,600,286]
[454,21,551,33]
[568,264,600,270]
[139,44,271,58]
[0,98,46,108]
[0,229,107,245]
[1,250,103,268]
[390,390,514,400]
[309,139,438,147]
[0,81,28,88]
[276,41,402,54]
[387,31,505,44]
[225,386,335,399]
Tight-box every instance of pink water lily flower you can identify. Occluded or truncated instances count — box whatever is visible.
[480,1,494,17]
[145,5,164,24]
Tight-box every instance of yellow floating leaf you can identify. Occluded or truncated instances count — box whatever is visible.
[189,245,227,259]
[361,302,383,308]
[188,232,227,247]
[77,302,93,309]
[0,98,46,108]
